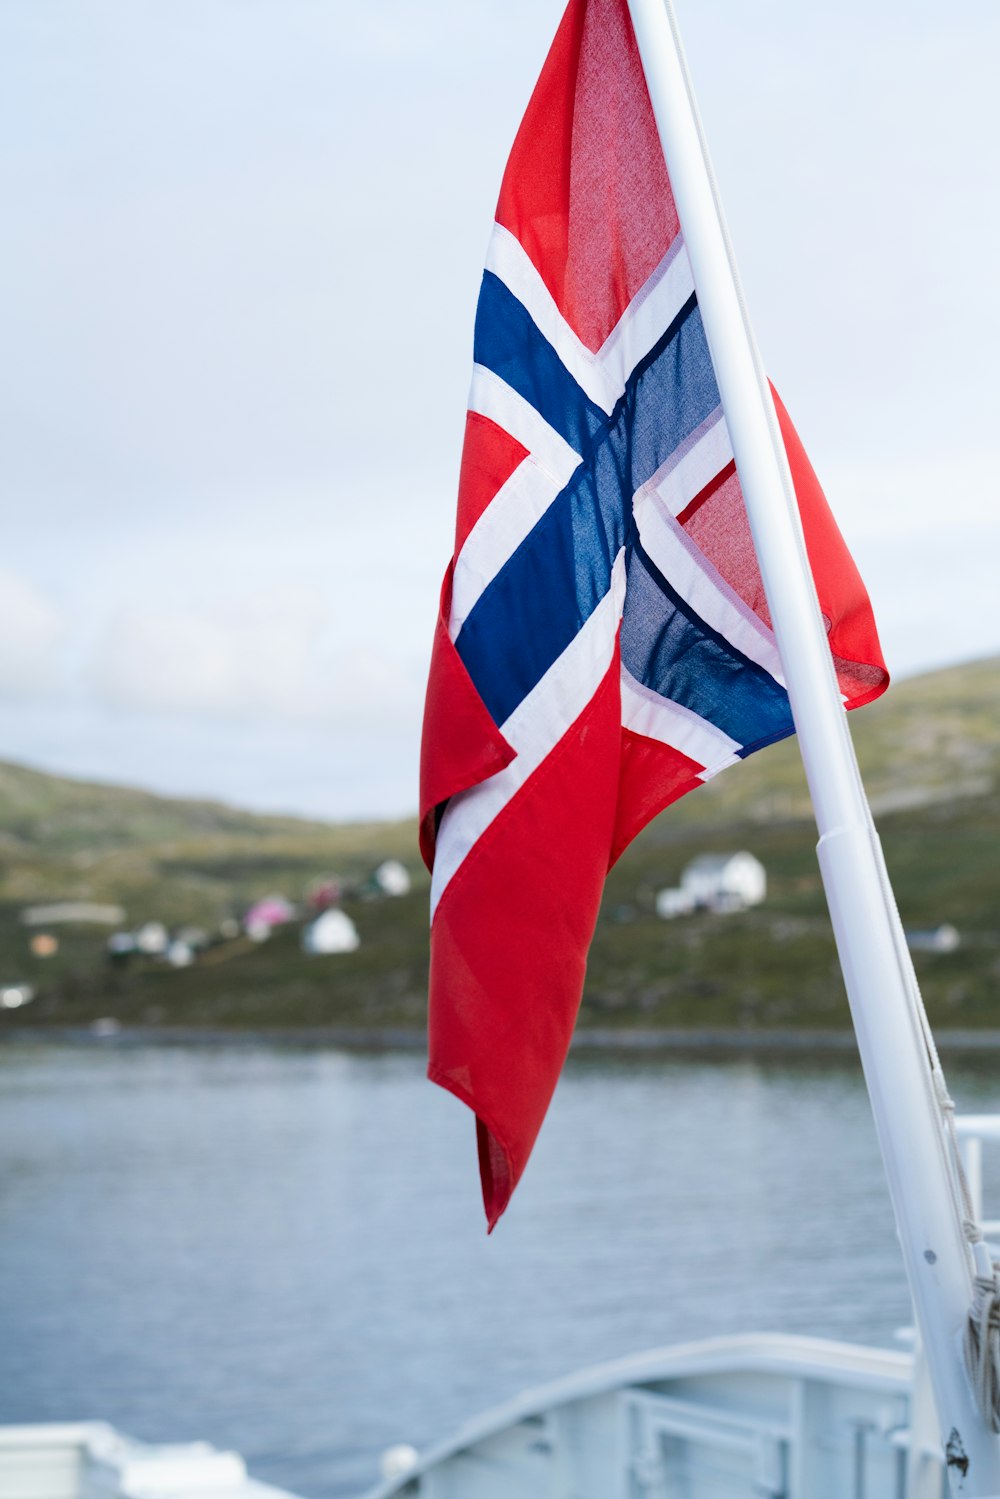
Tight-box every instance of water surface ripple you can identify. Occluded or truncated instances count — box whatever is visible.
[1,1040,996,1497]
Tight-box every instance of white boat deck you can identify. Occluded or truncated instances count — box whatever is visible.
[0,1336,947,1499]
[360,1331,946,1499]
[0,1422,299,1499]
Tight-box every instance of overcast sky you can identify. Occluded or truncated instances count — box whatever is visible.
[1,0,997,822]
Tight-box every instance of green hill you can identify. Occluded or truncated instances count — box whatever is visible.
[0,654,997,1037]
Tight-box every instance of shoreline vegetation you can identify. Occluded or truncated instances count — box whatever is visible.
[0,655,997,1043]
[8,1024,1000,1056]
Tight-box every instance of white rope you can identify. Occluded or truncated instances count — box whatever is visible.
[864,815,1000,1430]
[967,1248,1000,1433]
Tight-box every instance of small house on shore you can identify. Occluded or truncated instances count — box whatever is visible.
[244,895,296,942]
[656,851,766,919]
[373,860,410,897]
[20,901,125,928]
[302,909,360,955]
[906,924,960,954]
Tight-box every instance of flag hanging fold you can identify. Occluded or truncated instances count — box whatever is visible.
[420,0,888,1229]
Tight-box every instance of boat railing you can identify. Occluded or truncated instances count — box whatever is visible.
[956,1115,1000,1242]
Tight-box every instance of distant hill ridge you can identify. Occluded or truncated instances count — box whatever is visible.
[0,757,410,856]
[657,652,1000,831]
[0,653,996,1036]
[0,654,996,858]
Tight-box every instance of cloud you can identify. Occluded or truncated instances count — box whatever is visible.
[823,454,1000,542]
[0,568,65,695]
[87,585,425,727]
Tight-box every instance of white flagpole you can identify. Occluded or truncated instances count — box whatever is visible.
[626,0,1000,1490]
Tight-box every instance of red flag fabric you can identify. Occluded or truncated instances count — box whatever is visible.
[420,0,888,1228]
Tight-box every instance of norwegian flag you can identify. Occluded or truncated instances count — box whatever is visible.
[419,0,887,1229]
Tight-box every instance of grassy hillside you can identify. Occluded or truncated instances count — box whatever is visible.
[0,655,997,1036]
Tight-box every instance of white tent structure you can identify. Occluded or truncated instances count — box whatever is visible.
[301,909,360,955]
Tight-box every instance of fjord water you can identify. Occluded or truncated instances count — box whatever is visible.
[2,1042,998,1498]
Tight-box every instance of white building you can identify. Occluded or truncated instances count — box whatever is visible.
[164,940,195,968]
[654,887,696,920]
[656,851,766,919]
[682,852,766,912]
[21,902,126,927]
[134,921,169,955]
[0,984,35,1009]
[906,923,960,953]
[373,860,411,897]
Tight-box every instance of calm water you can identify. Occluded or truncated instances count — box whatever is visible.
[1,1039,998,1497]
